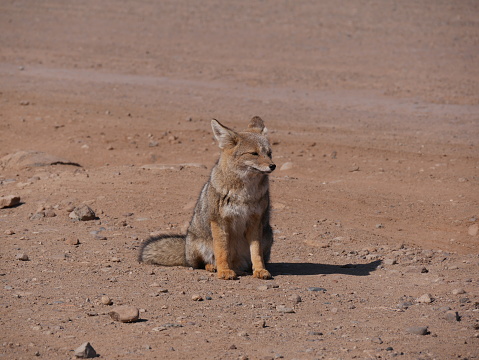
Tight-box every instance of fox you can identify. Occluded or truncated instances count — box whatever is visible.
[138,116,276,280]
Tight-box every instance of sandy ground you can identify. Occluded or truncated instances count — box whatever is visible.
[1,1,478,359]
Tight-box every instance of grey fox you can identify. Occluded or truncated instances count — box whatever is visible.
[139,116,275,279]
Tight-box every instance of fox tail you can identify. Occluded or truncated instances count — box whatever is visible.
[138,234,187,266]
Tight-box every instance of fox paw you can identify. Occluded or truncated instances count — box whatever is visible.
[205,264,217,273]
[253,269,272,280]
[217,269,237,280]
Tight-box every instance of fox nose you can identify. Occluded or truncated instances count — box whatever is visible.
[269,164,276,171]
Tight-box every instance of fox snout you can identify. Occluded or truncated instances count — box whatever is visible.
[267,163,276,172]
[256,161,276,174]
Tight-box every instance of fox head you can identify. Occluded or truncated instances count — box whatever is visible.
[211,117,276,176]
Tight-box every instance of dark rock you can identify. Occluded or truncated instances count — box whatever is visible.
[74,342,97,358]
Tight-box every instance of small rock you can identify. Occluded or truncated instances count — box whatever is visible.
[276,305,295,313]
[371,337,383,344]
[30,212,44,220]
[0,195,21,208]
[44,209,56,217]
[254,319,266,328]
[417,294,433,304]
[307,287,327,292]
[279,162,293,171]
[438,306,451,312]
[191,294,203,301]
[100,295,112,305]
[65,238,80,245]
[109,305,139,323]
[256,284,278,291]
[4,229,15,235]
[452,288,466,295]
[468,224,478,236]
[383,258,396,265]
[74,342,97,358]
[16,253,29,261]
[397,301,414,310]
[406,326,429,335]
[70,205,96,221]
[445,310,460,322]
[288,294,302,304]
[152,326,167,332]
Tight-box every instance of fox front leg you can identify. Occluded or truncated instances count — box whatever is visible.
[210,220,237,280]
[247,217,272,280]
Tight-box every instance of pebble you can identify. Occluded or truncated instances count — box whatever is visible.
[452,288,466,295]
[0,195,21,208]
[4,229,15,235]
[65,238,80,245]
[74,342,97,358]
[445,310,460,322]
[254,319,266,328]
[279,162,293,171]
[16,253,29,261]
[44,209,56,217]
[100,295,113,305]
[468,224,478,236]
[288,294,302,304]
[191,294,203,301]
[406,326,429,335]
[30,212,44,220]
[416,294,433,304]
[383,258,396,265]
[109,305,140,323]
[276,305,295,313]
[70,205,96,221]
[307,287,327,292]
[257,284,278,291]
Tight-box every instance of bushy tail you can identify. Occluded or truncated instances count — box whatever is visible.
[138,234,187,266]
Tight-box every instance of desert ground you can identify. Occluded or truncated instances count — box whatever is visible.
[1,1,478,359]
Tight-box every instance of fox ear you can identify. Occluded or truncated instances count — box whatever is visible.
[248,116,267,135]
[211,119,238,149]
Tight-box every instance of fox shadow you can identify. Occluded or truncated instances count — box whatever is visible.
[268,260,382,277]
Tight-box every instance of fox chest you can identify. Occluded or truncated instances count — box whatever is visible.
[218,192,266,223]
